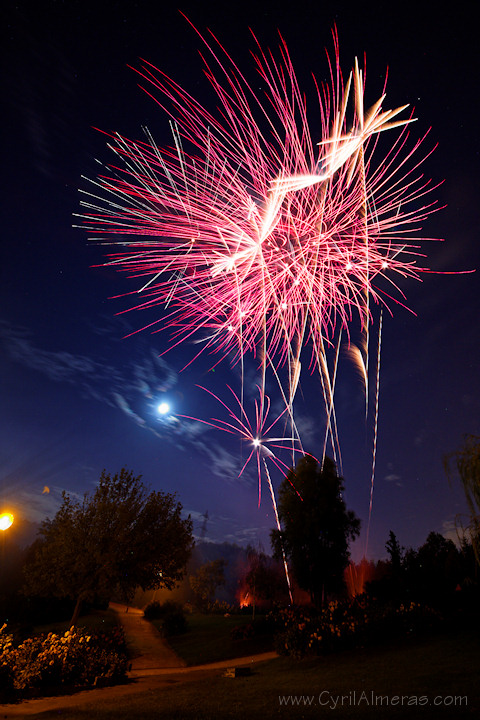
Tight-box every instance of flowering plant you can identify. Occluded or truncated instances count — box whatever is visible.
[271,597,441,658]
[0,623,128,697]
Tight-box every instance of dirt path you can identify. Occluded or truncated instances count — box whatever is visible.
[109,602,276,678]
[109,602,186,671]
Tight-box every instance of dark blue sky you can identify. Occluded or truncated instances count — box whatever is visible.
[2,0,479,560]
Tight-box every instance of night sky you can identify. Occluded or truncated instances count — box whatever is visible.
[2,0,479,561]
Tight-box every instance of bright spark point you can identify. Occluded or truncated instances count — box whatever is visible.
[253,438,261,447]
[158,402,170,415]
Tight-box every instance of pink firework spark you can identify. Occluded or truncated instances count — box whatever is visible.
[180,384,307,503]
[78,27,441,370]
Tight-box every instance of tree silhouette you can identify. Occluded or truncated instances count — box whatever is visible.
[23,468,193,625]
[444,434,480,565]
[271,455,360,605]
[385,531,404,571]
[244,545,283,616]
[189,559,226,609]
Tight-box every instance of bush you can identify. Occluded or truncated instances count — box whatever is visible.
[272,597,442,659]
[161,608,187,637]
[0,623,128,698]
[272,607,316,659]
[144,601,187,637]
[89,624,128,655]
[144,600,183,620]
[143,601,163,620]
[0,625,15,701]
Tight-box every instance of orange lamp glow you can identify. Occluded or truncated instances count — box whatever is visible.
[0,512,14,531]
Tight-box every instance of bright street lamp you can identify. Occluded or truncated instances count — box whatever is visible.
[0,512,14,531]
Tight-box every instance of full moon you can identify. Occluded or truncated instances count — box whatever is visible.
[158,402,170,415]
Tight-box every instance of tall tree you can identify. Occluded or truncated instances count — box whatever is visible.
[244,545,283,617]
[400,532,461,606]
[381,530,406,598]
[444,434,480,565]
[23,468,194,625]
[385,531,404,568]
[271,455,360,605]
[189,559,226,609]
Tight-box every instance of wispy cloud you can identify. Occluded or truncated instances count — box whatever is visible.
[0,320,245,483]
[384,473,403,487]
[224,525,269,545]
[193,441,243,482]
[1,320,197,441]
[186,506,271,546]
[383,460,403,488]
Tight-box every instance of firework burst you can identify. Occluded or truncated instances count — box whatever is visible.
[78,24,444,562]
[79,28,440,375]
[181,384,307,496]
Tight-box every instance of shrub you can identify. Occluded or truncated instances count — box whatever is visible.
[159,601,184,617]
[271,597,442,659]
[89,624,128,655]
[143,601,163,620]
[0,623,128,698]
[0,624,15,700]
[144,600,184,620]
[144,601,187,636]
[272,607,317,659]
[160,606,187,637]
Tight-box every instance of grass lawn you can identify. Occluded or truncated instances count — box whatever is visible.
[29,625,479,719]
[153,613,274,665]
